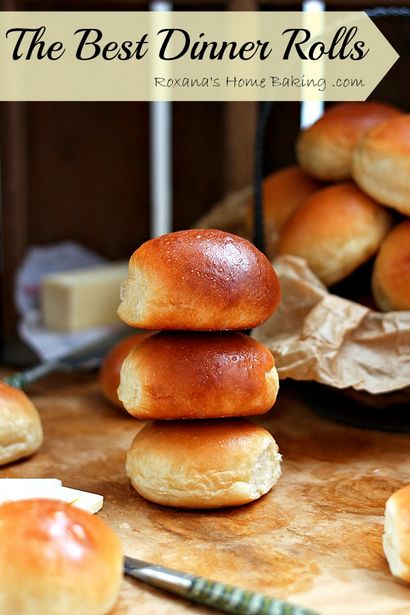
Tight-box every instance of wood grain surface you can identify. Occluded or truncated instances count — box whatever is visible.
[0,373,409,615]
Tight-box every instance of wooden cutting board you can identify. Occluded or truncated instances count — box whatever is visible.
[1,372,409,615]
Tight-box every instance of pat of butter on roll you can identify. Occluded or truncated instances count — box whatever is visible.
[0,479,103,514]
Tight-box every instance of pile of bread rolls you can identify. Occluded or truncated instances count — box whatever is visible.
[247,102,410,312]
[116,228,283,509]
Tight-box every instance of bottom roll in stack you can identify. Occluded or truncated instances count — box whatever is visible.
[126,420,281,509]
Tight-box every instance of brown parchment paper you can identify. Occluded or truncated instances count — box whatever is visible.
[254,255,410,394]
[197,192,410,395]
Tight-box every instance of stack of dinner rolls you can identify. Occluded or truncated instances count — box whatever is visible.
[247,102,410,312]
[117,228,283,508]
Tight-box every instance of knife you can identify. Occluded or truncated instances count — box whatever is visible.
[3,327,132,390]
[124,555,319,615]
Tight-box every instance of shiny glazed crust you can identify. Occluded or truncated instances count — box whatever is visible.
[126,420,282,508]
[352,115,410,215]
[0,382,43,466]
[118,229,281,330]
[277,183,392,286]
[118,331,279,419]
[0,499,123,615]
[297,102,401,181]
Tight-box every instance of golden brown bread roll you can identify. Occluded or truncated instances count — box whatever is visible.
[372,221,410,312]
[99,332,154,407]
[0,499,123,614]
[352,115,410,215]
[383,484,410,583]
[245,166,324,257]
[0,382,43,466]
[297,102,401,181]
[277,183,392,286]
[118,332,279,420]
[126,419,281,508]
[118,229,281,331]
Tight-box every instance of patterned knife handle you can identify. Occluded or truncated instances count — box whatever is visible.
[3,361,61,390]
[187,576,319,615]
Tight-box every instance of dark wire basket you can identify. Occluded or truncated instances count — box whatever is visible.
[252,6,410,432]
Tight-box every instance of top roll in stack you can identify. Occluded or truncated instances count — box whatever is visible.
[118,229,282,509]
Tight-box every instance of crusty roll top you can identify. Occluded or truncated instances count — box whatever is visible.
[352,115,410,215]
[118,332,279,420]
[297,101,401,181]
[118,229,281,330]
[357,113,410,153]
[278,182,392,286]
[0,499,123,615]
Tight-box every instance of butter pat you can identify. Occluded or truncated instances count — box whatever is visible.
[41,262,128,331]
[0,478,62,488]
[58,487,104,514]
[0,479,103,514]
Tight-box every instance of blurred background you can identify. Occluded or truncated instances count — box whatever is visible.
[1,0,409,360]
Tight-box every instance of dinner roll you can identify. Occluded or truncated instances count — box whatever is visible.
[99,332,154,407]
[297,102,401,181]
[277,183,392,286]
[118,332,279,420]
[352,115,410,215]
[126,420,281,508]
[383,484,410,583]
[372,221,410,312]
[118,229,281,331]
[245,166,324,257]
[0,382,43,466]
[0,499,123,615]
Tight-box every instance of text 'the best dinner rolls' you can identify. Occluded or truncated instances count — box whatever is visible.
[118,229,281,331]
[372,221,410,312]
[0,499,123,615]
[99,331,154,407]
[126,419,282,508]
[383,484,410,583]
[352,114,410,216]
[296,101,401,181]
[118,332,279,420]
[245,166,324,257]
[277,183,392,286]
[0,381,43,466]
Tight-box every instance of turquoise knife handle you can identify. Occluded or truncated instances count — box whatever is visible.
[3,361,60,390]
[187,576,319,615]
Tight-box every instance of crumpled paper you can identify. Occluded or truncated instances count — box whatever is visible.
[253,256,410,394]
[195,185,251,238]
[197,194,410,395]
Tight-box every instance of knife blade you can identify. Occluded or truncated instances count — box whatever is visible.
[3,327,132,390]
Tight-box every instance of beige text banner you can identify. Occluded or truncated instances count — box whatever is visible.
[0,11,399,101]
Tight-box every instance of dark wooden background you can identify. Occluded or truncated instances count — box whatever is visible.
[1,0,409,340]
